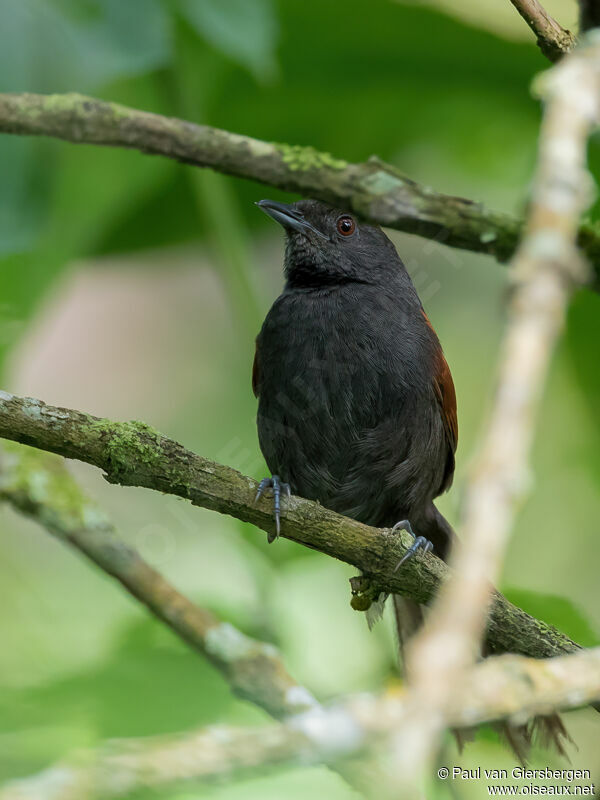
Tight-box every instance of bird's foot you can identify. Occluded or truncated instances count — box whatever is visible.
[255,475,291,543]
[391,520,433,571]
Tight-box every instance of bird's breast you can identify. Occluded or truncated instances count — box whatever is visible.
[256,286,432,433]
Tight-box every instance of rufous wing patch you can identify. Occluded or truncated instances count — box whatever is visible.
[422,310,458,492]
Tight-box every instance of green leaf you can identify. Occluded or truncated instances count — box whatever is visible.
[565,291,600,424]
[0,138,43,255]
[503,587,600,648]
[0,0,171,93]
[0,0,174,365]
[177,0,279,81]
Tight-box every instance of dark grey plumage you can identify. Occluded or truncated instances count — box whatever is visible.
[252,198,572,763]
[253,201,569,761]
[253,199,456,558]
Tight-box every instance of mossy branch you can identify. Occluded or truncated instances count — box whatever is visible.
[0,390,582,662]
[0,91,598,289]
[2,646,600,800]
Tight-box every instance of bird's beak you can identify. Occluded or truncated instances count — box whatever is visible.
[256,199,327,239]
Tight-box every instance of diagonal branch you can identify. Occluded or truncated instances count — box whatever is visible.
[0,444,395,795]
[0,443,317,720]
[2,646,600,800]
[0,390,582,661]
[0,91,599,288]
[392,31,600,783]
[509,0,575,62]
[0,723,312,800]
[2,442,598,798]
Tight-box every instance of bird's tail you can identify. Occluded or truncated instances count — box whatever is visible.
[389,505,572,764]
[494,715,574,764]
[391,594,424,667]
[387,503,452,666]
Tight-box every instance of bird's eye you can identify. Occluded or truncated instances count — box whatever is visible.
[336,216,356,236]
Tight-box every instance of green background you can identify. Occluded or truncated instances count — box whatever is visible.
[0,0,599,797]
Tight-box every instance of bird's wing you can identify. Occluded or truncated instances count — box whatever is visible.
[432,346,458,492]
[422,310,458,492]
[434,348,458,452]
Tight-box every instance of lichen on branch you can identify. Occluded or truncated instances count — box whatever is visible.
[0,91,598,289]
[0,389,581,661]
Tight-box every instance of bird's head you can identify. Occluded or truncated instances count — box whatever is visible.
[257,198,402,288]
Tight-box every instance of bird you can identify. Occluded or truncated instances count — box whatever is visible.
[252,197,570,760]
[252,197,457,632]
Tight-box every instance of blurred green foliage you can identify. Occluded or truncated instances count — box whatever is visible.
[0,0,551,366]
[0,1,599,797]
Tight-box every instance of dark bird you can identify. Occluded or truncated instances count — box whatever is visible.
[252,197,569,760]
[252,198,457,632]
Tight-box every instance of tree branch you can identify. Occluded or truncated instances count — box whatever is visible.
[2,646,600,800]
[393,31,599,782]
[1,444,396,795]
[509,0,575,62]
[0,723,312,800]
[0,91,598,288]
[0,443,317,720]
[0,390,582,661]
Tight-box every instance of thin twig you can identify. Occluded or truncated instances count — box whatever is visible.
[0,91,599,287]
[0,724,312,800]
[2,646,600,800]
[393,32,600,785]
[2,443,404,797]
[509,0,575,62]
[0,391,584,661]
[0,443,317,720]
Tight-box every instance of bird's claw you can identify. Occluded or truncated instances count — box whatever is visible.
[255,475,291,543]
[391,519,433,571]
